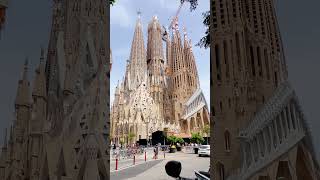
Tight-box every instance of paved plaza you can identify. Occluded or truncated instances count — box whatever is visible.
[110,150,210,180]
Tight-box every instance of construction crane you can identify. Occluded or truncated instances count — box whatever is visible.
[161,0,185,42]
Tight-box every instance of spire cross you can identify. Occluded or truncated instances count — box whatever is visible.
[137,10,142,18]
[22,57,29,80]
[40,47,45,63]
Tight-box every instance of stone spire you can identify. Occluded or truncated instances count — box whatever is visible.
[183,27,199,91]
[15,58,31,108]
[0,129,7,180]
[123,59,131,91]
[3,128,7,149]
[32,48,47,99]
[129,12,147,89]
[147,15,164,64]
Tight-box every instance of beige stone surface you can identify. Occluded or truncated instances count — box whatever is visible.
[111,15,210,144]
[210,0,320,179]
[0,1,110,179]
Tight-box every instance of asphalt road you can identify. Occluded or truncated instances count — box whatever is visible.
[110,151,210,180]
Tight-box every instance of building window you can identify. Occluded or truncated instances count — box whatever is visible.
[274,71,278,86]
[235,33,241,71]
[219,101,223,112]
[223,40,229,79]
[257,46,262,77]
[232,0,237,18]
[217,162,225,180]
[250,46,255,77]
[224,130,230,151]
[212,106,215,116]
[264,49,270,80]
[215,44,221,81]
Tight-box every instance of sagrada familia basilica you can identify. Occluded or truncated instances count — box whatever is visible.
[211,0,320,179]
[110,13,210,145]
[0,0,110,179]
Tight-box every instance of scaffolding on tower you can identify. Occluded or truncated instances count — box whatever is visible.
[161,0,185,42]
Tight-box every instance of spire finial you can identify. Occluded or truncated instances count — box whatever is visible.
[40,47,45,63]
[3,128,7,148]
[23,57,29,80]
[137,10,142,19]
[183,26,187,36]
[9,125,13,143]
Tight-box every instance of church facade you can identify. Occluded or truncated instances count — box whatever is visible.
[110,15,210,145]
[211,0,320,179]
[0,1,110,179]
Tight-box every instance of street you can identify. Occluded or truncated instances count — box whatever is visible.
[110,150,210,180]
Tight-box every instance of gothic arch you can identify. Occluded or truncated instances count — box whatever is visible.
[296,146,314,180]
[57,149,67,180]
[130,126,134,134]
[40,154,50,180]
[276,161,292,180]
[182,120,188,133]
[97,150,108,180]
[190,117,196,131]
[202,108,210,125]
[216,162,225,180]
[196,112,202,128]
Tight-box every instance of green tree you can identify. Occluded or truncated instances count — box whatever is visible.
[128,132,135,144]
[167,135,178,145]
[202,125,210,144]
[119,137,124,145]
[183,0,210,49]
[190,132,205,144]
[176,137,185,144]
[110,0,116,5]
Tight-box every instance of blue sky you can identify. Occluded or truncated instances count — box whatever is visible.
[110,0,210,107]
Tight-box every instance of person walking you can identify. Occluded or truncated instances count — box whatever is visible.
[153,144,159,159]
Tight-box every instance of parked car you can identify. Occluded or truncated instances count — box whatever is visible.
[198,145,210,157]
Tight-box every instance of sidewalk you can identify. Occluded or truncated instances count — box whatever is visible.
[110,150,167,172]
[124,152,209,180]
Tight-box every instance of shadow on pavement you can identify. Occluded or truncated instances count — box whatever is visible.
[110,159,164,180]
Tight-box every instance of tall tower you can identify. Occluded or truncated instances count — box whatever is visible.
[128,12,147,90]
[183,27,200,95]
[169,19,192,123]
[147,15,166,121]
[211,0,288,179]
[29,49,47,180]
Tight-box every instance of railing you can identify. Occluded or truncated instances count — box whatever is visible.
[110,147,166,171]
[110,147,150,160]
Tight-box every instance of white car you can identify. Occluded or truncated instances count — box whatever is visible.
[198,145,210,157]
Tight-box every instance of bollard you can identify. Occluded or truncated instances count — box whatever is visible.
[115,158,118,171]
[164,151,165,159]
[133,155,136,165]
[144,151,147,162]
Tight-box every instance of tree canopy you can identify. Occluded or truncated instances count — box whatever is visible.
[183,0,210,49]
[110,0,116,5]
